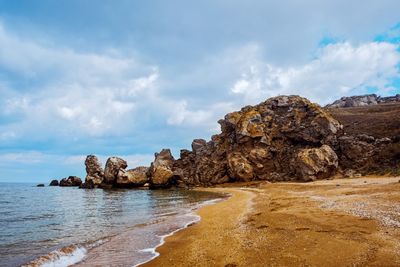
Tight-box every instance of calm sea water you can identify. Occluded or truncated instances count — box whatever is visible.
[0,183,224,267]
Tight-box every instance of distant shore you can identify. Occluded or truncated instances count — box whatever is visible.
[142,177,400,267]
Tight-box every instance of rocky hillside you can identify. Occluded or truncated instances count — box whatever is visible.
[56,95,399,189]
[326,94,400,108]
[328,102,400,175]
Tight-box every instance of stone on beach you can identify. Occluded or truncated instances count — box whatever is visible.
[294,145,338,181]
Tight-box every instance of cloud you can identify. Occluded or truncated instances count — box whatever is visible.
[0,22,160,138]
[230,42,400,105]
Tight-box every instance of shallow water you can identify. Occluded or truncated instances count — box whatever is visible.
[0,183,224,267]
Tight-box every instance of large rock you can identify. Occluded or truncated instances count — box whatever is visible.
[49,180,59,186]
[82,155,104,188]
[116,166,149,187]
[171,95,342,186]
[294,145,338,181]
[103,157,128,185]
[148,149,175,188]
[59,176,82,187]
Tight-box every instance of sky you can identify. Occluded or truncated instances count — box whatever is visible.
[0,0,399,182]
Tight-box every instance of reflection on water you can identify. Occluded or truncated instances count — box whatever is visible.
[0,183,223,267]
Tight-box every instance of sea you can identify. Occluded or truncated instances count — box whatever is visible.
[0,183,225,267]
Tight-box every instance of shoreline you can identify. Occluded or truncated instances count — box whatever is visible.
[21,190,228,267]
[141,177,400,267]
[140,187,256,267]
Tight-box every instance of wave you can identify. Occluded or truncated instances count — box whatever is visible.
[23,193,227,267]
[21,245,87,267]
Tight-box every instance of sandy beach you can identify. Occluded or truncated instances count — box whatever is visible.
[142,177,400,267]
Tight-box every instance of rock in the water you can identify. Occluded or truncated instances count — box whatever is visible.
[49,180,59,186]
[36,184,45,187]
[116,166,149,187]
[59,176,82,187]
[104,157,128,185]
[148,149,175,188]
[294,145,338,181]
[81,155,104,188]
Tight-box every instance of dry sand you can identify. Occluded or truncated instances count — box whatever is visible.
[142,177,400,267]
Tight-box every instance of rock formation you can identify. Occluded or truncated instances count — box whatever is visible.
[59,176,82,187]
[116,166,149,187]
[68,94,399,190]
[103,157,128,186]
[326,94,400,108]
[162,95,342,187]
[293,145,338,181]
[148,149,176,188]
[49,180,59,186]
[81,155,104,188]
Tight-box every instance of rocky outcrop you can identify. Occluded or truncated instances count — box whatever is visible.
[49,180,59,186]
[116,166,149,187]
[76,94,399,189]
[81,155,104,188]
[148,149,176,188]
[294,145,338,181]
[150,95,342,187]
[104,157,128,185]
[59,176,82,187]
[326,94,400,108]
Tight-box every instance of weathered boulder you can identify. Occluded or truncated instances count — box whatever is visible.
[170,95,342,185]
[148,149,175,188]
[59,176,82,187]
[81,155,104,188]
[49,180,59,186]
[294,145,338,181]
[227,152,254,181]
[116,166,149,187]
[103,157,127,185]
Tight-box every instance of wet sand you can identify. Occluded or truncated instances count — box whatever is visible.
[142,177,400,267]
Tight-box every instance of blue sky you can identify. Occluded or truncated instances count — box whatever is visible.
[0,0,399,182]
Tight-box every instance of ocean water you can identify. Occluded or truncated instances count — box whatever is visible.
[0,183,225,267]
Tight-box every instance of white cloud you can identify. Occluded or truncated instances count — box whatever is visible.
[230,42,400,105]
[0,22,160,137]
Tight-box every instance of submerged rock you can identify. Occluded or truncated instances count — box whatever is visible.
[36,184,45,187]
[116,166,149,187]
[49,180,59,186]
[59,176,82,187]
